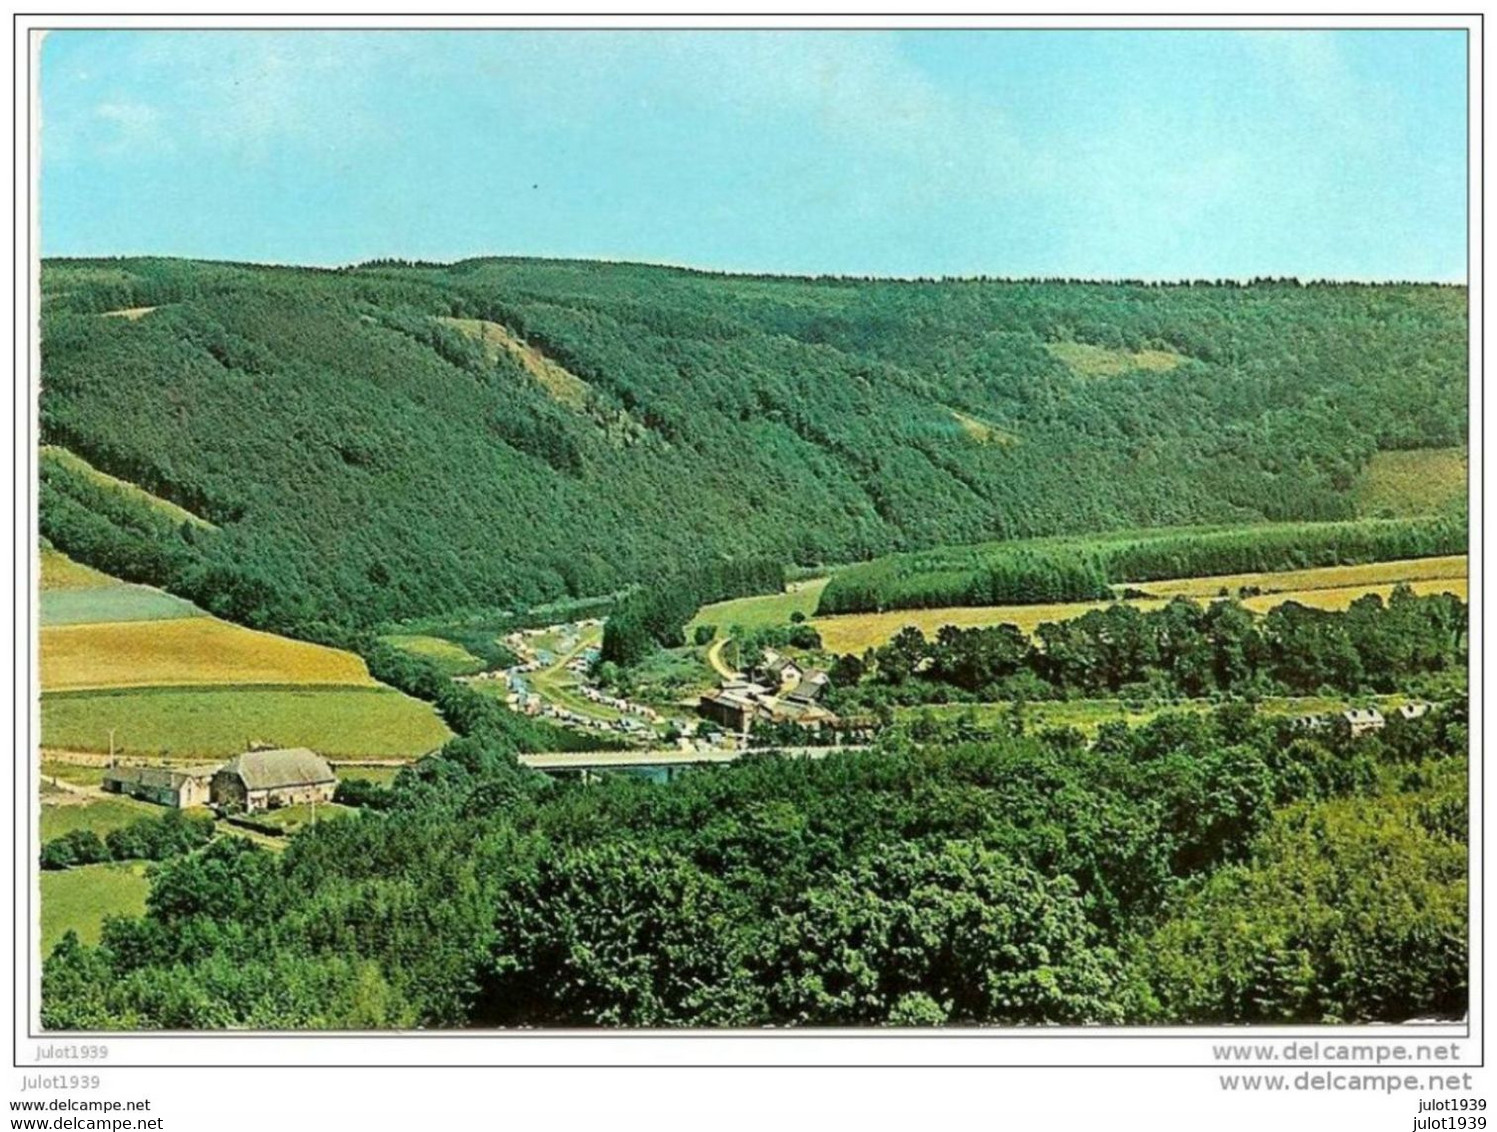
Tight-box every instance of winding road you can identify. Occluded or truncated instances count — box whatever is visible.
[706,635,741,680]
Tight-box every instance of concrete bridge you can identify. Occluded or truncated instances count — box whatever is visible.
[518,744,867,776]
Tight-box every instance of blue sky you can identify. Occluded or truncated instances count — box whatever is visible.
[40,29,1468,280]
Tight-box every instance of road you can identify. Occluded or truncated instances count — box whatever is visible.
[706,635,741,680]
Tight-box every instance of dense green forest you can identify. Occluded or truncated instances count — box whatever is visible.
[816,516,1467,614]
[41,696,1466,1029]
[39,257,1467,642]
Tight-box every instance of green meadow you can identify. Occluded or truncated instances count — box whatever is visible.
[40,862,151,954]
[42,685,452,760]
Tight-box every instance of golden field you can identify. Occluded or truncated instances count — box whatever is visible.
[41,617,380,692]
[40,545,114,590]
[1238,578,1467,615]
[1133,555,1468,600]
[811,557,1467,654]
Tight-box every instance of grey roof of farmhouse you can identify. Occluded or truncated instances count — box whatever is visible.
[217,748,336,791]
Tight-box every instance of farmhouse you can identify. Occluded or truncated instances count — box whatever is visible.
[210,747,338,813]
[760,651,803,691]
[1397,701,1432,722]
[102,764,214,808]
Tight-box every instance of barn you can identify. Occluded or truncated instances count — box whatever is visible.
[211,748,338,813]
[102,764,214,808]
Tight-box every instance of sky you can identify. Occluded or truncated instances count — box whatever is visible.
[39,28,1469,281]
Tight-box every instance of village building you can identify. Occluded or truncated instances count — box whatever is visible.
[210,747,338,813]
[830,713,881,743]
[786,668,829,703]
[102,765,214,809]
[700,675,842,735]
[759,651,804,692]
[1292,713,1333,732]
[1342,707,1386,737]
[765,696,838,731]
[1397,701,1432,722]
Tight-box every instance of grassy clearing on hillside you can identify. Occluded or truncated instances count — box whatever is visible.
[41,584,202,626]
[41,445,213,529]
[40,862,149,954]
[381,633,487,676]
[38,795,159,842]
[1355,448,1468,518]
[811,561,1467,654]
[42,685,452,759]
[1045,340,1184,377]
[947,409,1018,447]
[897,694,1419,738]
[440,317,591,409]
[41,617,378,691]
[689,578,830,638]
[100,306,157,320]
[40,546,115,590]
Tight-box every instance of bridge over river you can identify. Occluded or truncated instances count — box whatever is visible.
[518,744,868,776]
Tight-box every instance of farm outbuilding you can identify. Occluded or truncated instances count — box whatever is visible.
[102,764,214,808]
[210,747,338,813]
[699,685,765,733]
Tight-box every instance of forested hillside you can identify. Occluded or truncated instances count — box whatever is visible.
[39,257,1467,639]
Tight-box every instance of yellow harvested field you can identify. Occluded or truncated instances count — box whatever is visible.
[1239,578,1467,615]
[1133,555,1468,599]
[814,600,1155,653]
[812,559,1468,654]
[40,546,115,590]
[41,617,379,692]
